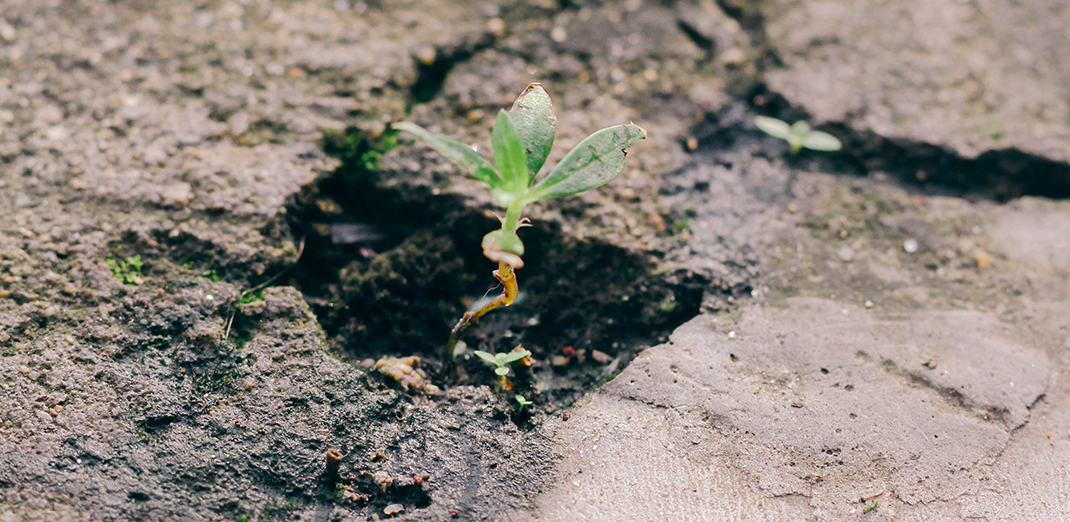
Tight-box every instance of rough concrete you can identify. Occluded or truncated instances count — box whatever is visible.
[3,0,1070,521]
[518,171,1070,522]
[0,0,556,520]
[761,0,1070,164]
[516,129,1070,522]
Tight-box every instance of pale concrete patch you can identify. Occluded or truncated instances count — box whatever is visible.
[511,395,812,522]
[521,297,1050,520]
[762,0,1070,162]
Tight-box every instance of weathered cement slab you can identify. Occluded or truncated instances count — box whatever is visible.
[761,0,1070,164]
[518,177,1070,520]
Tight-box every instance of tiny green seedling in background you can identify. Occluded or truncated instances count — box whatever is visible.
[515,394,533,412]
[106,255,143,285]
[394,83,646,362]
[754,116,841,154]
[473,348,531,377]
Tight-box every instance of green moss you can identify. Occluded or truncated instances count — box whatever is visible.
[238,288,264,304]
[106,255,143,285]
[318,127,399,181]
[261,499,302,519]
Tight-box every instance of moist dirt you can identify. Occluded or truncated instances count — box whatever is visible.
[286,127,703,411]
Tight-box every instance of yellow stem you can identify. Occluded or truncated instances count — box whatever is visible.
[446,262,519,361]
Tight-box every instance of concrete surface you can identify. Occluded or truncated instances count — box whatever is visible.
[2,0,1069,521]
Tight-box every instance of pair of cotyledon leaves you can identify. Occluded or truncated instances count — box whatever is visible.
[754,115,842,154]
[393,83,646,210]
[473,348,531,376]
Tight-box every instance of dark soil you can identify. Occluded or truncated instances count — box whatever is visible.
[286,128,703,411]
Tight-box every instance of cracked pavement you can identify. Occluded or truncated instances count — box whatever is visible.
[2,0,1070,521]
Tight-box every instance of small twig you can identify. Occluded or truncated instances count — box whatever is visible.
[223,237,306,341]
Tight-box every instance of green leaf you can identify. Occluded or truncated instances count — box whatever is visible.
[787,121,810,154]
[452,340,468,358]
[491,110,529,194]
[515,394,532,406]
[528,123,646,201]
[754,116,791,139]
[494,367,510,377]
[393,121,501,187]
[508,83,557,184]
[473,350,498,365]
[499,348,531,365]
[803,130,842,151]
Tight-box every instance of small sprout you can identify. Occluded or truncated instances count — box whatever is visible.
[515,394,533,412]
[754,116,841,154]
[863,498,878,514]
[395,83,645,364]
[106,255,143,285]
[473,347,532,377]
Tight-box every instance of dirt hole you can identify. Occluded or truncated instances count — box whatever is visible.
[283,128,700,410]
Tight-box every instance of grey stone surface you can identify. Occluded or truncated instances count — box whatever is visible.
[518,179,1070,522]
[761,0,1070,162]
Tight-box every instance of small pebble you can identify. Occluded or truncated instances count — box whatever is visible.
[903,239,919,254]
[864,300,874,308]
[373,471,392,492]
[837,245,855,262]
[414,46,436,65]
[721,47,746,66]
[383,504,404,516]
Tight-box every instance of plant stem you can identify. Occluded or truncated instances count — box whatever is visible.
[446,262,520,365]
[503,200,525,232]
[445,201,527,371]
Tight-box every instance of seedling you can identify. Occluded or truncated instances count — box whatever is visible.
[514,394,533,412]
[473,348,531,377]
[106,255,143,285]
[754,116,841,154]
[394,83,645,359]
